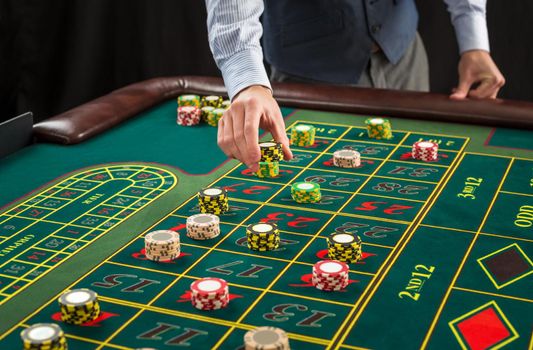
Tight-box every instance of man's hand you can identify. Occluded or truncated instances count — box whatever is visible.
[218,85,293,172]
[450,50,505,100]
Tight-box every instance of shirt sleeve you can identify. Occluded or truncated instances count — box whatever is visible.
[442,0,490,53]
[205,0,271,100]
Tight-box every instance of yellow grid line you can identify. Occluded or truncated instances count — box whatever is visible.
[50,235,91,243]
[0,273,30,282]
[500,190,533,198]
[420,224,477,234]
[338,344,372,350]
[421,223,533,243]
[12,259,52,268]
[452,286,533,303]
[105,168,115,179]
[478,231,533,243]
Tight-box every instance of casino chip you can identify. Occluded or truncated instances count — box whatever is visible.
[312,260,349,291]
[201,95,223,108]
[200,106,215,123]
[246,222,280,251]
[177,94,201,108]
[144,230,181,262]
[259,141,283,162]
[291,182,321,203]
[244,326,290,350]
[412,141,439,162]
[186,213,220,240]
[21,323,67,350]
[221,99,231,109]
[177,106,201,126]
[198,187,229,214]
[365,117,393,140]
[327,232,363,263]
[290,124,316,147]
[333,149,361,168]
[58,288,101,325]
[190,277,229,310]
[207,108,225,127]
[255,141,283,178]
[256,161,279,178]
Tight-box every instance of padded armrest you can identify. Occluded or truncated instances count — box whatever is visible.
[33,76,533,144]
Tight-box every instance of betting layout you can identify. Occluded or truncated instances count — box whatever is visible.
[0,165,177,305]
[0,113,531,349]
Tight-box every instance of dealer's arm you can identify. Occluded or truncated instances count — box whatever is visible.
[445,0,505,99]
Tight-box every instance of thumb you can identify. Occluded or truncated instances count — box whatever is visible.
[450,77,473,100]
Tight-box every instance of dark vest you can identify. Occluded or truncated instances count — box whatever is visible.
[262,0,418,83]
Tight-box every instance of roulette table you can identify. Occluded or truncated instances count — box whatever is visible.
[0,76,532,349]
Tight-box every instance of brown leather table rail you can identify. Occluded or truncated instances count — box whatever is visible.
[33,76,533,145]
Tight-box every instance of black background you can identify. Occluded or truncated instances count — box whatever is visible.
[1,0,532,123]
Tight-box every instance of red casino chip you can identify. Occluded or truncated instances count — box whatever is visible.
[177,106,201,126]
[412,141,439,162]
[190,277,229,310]
[312,260,349,291]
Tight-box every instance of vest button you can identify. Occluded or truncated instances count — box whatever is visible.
[371,24,382,34]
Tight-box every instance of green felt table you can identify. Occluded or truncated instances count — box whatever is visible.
[0,78,532,350]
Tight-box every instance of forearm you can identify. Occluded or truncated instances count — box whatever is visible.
[205,0,271,100]
[443,0,490,53]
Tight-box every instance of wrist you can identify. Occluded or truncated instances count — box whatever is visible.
[234,85,273,101]
[461,49,490,57]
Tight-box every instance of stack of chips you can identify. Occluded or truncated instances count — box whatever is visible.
[144,230,180,262]
[200,106,215,123]
[206,108,225,127]
[412,141,439,162]
[190,277,229,310]
[365,117,393,140]
[186,214,220,240]
[291,182,321,203]
[21,323,67,350]
[221,100,231,109]
[198,187,229,214]
[257,162,279,178]
[327,232,363,263]
[246,223,280,251]
[256,141,283,178]
[201,95,223,108]
[58,289,101,325]
[244,326,290,350]
[177,106,201,126]
[312,260,349,291]
[177,94,200,107]
[290,124,316,146]
[333,149,361,168]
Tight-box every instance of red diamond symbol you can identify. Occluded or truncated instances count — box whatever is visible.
[451,302,518,350]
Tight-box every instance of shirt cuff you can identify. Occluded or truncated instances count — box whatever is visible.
[453,12,490,54]
[219,48,272,100]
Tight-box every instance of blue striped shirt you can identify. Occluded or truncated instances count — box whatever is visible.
[206,0,489,99]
